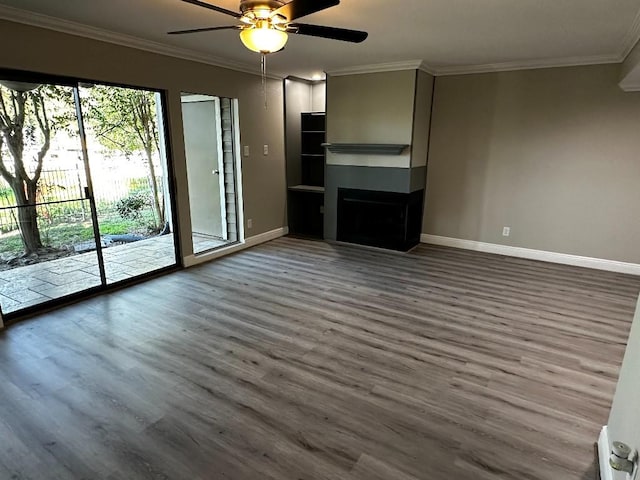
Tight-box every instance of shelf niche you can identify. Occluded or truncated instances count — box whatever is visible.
[285,76,326,239]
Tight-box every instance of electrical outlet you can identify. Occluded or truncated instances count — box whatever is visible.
[502,226,511,237]
[247,218,253,229]
[263,144,269,155]
[243,145,250,157]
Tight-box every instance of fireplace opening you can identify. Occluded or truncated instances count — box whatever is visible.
[337,188,424,251]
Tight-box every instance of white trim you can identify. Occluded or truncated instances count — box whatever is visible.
[327,60,437,77]
[620,82,640,92]
[184,227,288,267]
[431,54,622,76]
[213,97,228,240]
[232,99,246,243]
[325,55,623,78]
[0,5,283,80]
[3,3,638,80]
[421,234,640,276]
[598,426,615,480]
[620,6,640,60]
[180,94,219,104]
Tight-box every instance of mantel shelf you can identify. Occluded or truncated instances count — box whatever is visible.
[288,185,325,194]
[322,143,410,155]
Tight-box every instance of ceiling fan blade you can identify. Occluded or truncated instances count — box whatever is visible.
[274,0,339,21]
[179,0,241,18]
[289,23,368,43]
[168,25,241,35]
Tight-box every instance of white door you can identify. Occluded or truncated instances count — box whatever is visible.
[600,295,640,480]
[182,95,226,239]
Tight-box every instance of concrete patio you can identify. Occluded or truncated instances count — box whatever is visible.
[192,233,229,253]
[0,234,176,314]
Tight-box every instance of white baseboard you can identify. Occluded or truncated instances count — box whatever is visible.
[421,234,640,276]
[599,426,614,480]
[184,227,288,267]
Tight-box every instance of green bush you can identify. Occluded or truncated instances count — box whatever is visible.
[116,192,149,221]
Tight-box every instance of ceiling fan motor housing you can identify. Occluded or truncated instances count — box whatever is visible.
[171,0,368,45]
[240,0,285,16]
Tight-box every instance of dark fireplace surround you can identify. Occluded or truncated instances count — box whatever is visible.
[337,188,424,252]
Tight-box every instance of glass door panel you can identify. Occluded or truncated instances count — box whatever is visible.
[78,84,177,284]
[0,80,101,314]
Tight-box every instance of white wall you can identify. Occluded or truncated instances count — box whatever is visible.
[423,64,640,264]
[326,70,416,169]
[311,82,326,112]
[411,70,434,168]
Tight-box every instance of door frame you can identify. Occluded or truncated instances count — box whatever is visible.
[181,93,243,251]
[213,96,228,239]
[0,67,182,324]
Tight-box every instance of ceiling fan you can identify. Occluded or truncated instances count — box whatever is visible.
[169,0,368,54]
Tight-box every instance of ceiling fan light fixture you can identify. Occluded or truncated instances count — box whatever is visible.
[240,24,288,53]
[253,7,272,19]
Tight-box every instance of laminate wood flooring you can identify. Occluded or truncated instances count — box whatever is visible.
[1,237,639,480]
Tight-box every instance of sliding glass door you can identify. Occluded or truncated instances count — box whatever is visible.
[78,84,176,284]
[0,72,178,318]
[0,79,102,314]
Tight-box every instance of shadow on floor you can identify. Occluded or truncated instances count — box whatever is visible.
[583,443,600,480]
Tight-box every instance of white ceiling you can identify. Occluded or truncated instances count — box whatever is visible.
[1,0,639,79]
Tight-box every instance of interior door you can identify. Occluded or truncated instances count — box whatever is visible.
[601,295,640,479]
[182,93,234,253]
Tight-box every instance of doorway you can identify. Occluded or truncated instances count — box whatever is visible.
[181,93,240,254]
[0,72,178,318]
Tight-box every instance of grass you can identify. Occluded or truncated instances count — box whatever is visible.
[0,216,154,255]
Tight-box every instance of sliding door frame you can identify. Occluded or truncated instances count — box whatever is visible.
[0,67,182,324]
[73,87,108,286]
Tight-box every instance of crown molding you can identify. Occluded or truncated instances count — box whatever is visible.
[326,54,622,79]
[619,83,640,92]
[620,5,640,60]
[0,5,285,80]
[430,53,622,76]
[2,3,638,81]
[619,74,640,92]
[326,60,437,77]
[417,61,437,76]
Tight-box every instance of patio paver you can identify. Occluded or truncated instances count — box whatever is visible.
[1,234,176,315]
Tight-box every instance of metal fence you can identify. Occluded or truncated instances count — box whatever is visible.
[0,168,162,233]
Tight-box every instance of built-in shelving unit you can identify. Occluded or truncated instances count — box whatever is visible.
[288,112,326,238]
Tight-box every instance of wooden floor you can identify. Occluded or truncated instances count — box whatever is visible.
[1,237,639,480]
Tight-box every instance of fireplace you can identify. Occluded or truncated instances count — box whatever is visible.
[337,188,424,251]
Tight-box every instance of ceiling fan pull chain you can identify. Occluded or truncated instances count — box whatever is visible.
[261,52,268,109]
